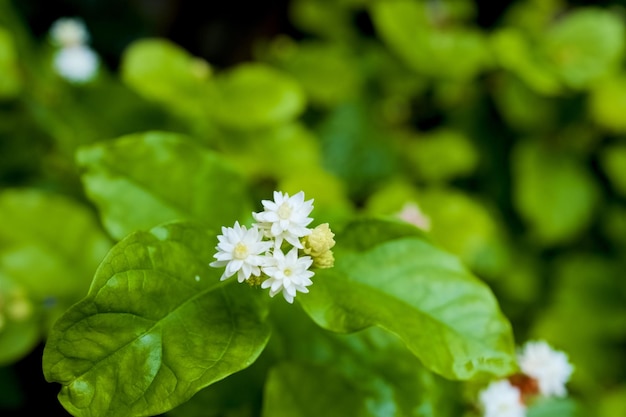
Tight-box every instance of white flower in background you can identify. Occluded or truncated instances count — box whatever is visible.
[253,191,314,248]
[49,17,89,47]
[261,247,314,303]
[518,340,574,397]
[210,221,273,283]
[53,45,99,83]
[479,380,526,417]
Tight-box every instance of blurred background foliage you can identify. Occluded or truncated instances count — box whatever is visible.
[1,0,626,415]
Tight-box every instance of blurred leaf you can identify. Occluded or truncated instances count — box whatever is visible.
[299,218,517,381]
[43,221,271,417]
[490,28,561,95]
[289,0,355,41]
[262,361,370,417]
[406,129,479,182]
[600,144,626,197]
[266,39,361,107]
[419,187,510,279]
[76,131,250,240]
[371,0,491,80]
[0,188,112,302]
[0,26,21,98]
[210,63,306,131]
[490,74,557,132]
[527,396,580,417]
[0,274,39,365]
[542,7,624,89]
[318,102,398,201]
[512,139,599,246]
[589,76,626,132]
[121,38,213,122]
[221,122,321,181]
[598,385,626,417]
[532,254,626,394]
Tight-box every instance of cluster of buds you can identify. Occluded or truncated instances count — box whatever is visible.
[49,17,99,83]
[210,191,334,303]
[479,340,574,417]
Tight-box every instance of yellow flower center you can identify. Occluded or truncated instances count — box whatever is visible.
[233,242,249,260]
[277,202,292,219]
[284,268,293,277]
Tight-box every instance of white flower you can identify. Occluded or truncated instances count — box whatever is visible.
[261,247,314,303]
[518,340,574,397]
[50,17,90,47]
[53,45,99,83]
[479,380,526,417]
[210,221,273,283]
[253,191,314,249]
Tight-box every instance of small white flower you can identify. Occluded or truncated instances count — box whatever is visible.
[253,191,314,249]
[50,17,90,47]
[261,247,314,303]
[396,202,431,231]
[518,340,574,397]
[53,45,99,83]
[210,221,273,283]
[479,380,526,417]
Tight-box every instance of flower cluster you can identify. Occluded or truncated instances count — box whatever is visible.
[49,17,99,83]
[478,340,574,417]
[210,191,334,303]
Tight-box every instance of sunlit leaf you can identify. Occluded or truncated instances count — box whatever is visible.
[543,7,624,89]
[210,63,306,130]
[121,38,212,121]
[76,131,250,240]
[299,218,517,380]
[43,221,271,417]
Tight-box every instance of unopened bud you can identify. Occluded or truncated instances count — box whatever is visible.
[302,223,335,257]
[313,250,335,269]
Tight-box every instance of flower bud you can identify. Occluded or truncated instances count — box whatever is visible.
[312,250,334,269]
[302,223,335,257]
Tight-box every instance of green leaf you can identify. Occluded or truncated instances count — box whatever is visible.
[542,8,625,89]
[528,396,580,417]
[0,188,112,301]
[0,26,21,98]
[299,218,517,381]
[210,63,306,130]
[268,301,462,417]
[406,129,479,182]
[262,361,370,417]
[589,76,626,132]
[600,144,626,197]
[371,0,491,80]
[76,131,250,240]
[43,221,271,417]
[120,38,213,121]
[512,140,600,246]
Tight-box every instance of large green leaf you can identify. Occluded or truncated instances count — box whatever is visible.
[76,131,250,240]
[43,221,271,417]
[299,218,516,380]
